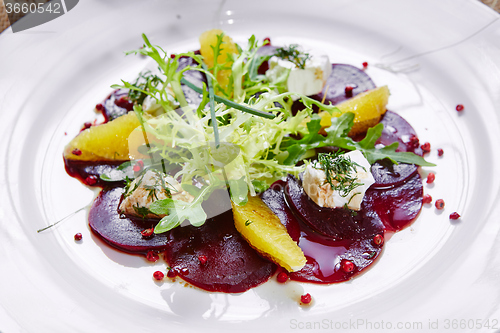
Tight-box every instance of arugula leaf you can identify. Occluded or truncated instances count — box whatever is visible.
[323,113,357,150]
[353,121,435,166]
[100,161,135,182]
[150,198,207,232]
[228,176,248,206]
[283,114,325,165]
[284,112,435,167]
[150,171,226,233]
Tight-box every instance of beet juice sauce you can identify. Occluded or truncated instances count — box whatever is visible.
[64,61,424,293]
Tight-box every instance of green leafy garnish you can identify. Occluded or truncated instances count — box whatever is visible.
[109,33,434,235]
[274,44,311,69]
[150,172,223,233]
[317,152,365,197]
[286,112,435,167]
[127,71,162,105]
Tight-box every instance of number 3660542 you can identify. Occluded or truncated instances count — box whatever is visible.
[5,2,61,15]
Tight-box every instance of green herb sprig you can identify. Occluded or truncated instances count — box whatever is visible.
[274,44,311,69]
[180,77,276,119]
[317,152,364,197]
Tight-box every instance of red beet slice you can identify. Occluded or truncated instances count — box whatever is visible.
[98,89,133,122]
[164,209,276,293]
[370,160,418,189]
[289,236,383,284]
[178,55,207,106]
[261,179,384,284]
[89,187,275,292]
[314,64,376,105]
[376,111,423,154]
[363,173,423,232]
[285,175,384,241]
[369,111,421,188]
[88,187,170,253]
[65,159,126,187]
[260,180,302,242]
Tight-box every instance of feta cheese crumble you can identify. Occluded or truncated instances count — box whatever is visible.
[119,170,194,218]
[302,150,375,211]
[266,51,332,97]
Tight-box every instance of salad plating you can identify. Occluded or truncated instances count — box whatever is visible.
[62,30,434,295]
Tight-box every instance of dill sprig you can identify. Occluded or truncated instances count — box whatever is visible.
[317,152,365,197]
[127,71,162,105]
[274,44,311,69]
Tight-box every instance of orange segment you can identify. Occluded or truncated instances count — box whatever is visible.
[64,112,141,161]
[232,196,306,272]
[320,85,390,136]
[199,29,239,93]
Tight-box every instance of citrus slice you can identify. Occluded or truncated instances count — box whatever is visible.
[320,85,390,136]
[64,112,141,161]
[232,196,306,272]
[199,29,239,93]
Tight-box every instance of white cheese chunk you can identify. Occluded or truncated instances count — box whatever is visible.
[119,169,194,218]
[266,51,332,97]
[302,150,375,211]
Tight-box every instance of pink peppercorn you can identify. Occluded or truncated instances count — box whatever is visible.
[449,212,461,220]
[456,104,464,112]
[84,176,97,186]
[141,228,154,238]
[198,255,208,265]
[421,142,431,154]
[74,233,82,241]
[167,268,177,278]
[437,148,444,157]
[435,199,445,210]
[277,272,289,283]
[341,259,355,273]
[373,234,384,246]
[426,172,435,184]
[146,251,159,262]
[153,271,164,281]
[301,293,312,304]
[344,85,355,98]
[422,194,433,204]
[362,61,368,68]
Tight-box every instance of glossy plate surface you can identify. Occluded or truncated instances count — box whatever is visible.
[1,0,499,332]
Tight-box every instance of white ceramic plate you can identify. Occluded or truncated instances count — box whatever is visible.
[1,0,500,332]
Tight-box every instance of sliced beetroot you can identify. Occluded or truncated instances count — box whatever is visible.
[88,187,170,253]
[367,110,422,187]
[164,210,276,293]
[260,180,303,242]
[377,111,423,154]
[262,179,384,284]
[371,160,418,189]
[291,63,376,114]
[178,56,207,106]
[363,173,423,232]
[97,89,133,122]
[65,159,126,187]
[285,175,384,241]
[256,45,277,75]
[314,64,376,106]
[289,236,383,284]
